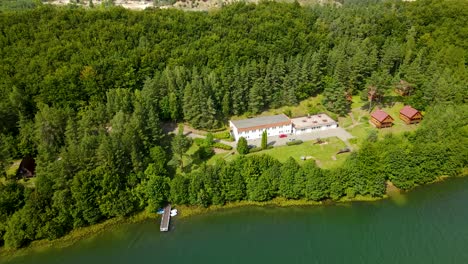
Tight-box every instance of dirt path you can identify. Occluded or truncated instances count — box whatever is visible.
[386,181,401,194]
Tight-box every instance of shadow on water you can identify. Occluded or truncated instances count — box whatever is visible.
[3,177,468,264]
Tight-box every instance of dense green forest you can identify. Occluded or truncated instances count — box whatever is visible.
[0,0,467,249]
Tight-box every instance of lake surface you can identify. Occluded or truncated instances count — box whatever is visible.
[3,177,468,264]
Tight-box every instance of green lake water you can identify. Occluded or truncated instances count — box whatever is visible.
[3,177,468,264]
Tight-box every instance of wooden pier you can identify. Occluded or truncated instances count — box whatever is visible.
[160,204,171,232]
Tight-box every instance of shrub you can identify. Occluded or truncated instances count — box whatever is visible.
[213,131,231,140]
[193,138,205,146]
[236,137,248,154]
[286,140,303,146]
[249,147,263,153]
[213,142,233,150]
[195,145,214,160]
[261,131,267,149]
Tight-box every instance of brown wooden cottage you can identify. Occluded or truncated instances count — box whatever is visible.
[370,110,394,128]
[395,80,413,96]
[399,105,423,124]
[16,157,36,179]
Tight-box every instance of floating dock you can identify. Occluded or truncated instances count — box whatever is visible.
[160,204,171,232]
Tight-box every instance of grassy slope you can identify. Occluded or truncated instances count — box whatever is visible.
[253,137,348,167]
[207,137,349,169]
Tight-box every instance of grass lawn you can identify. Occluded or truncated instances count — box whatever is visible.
[6,159,21,177]
[1,159,37,188]
[230,95,327,120]
[208,137,350,169]
[339,97,419,147]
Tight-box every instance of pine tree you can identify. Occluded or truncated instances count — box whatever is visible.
[222,93,230,118]
[261,130,267,150]
[281,74,297,106]
[168,92,179,121]
[248,80,264,114]
[322,77,350,116]
[237,137,249,155]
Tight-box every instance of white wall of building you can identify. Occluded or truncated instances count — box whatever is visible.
[230,122,292,141]
[292,124,338,135]
[230,117,338,141]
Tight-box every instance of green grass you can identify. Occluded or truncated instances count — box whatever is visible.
[207,152,236,165]
[6,160,21,177]
[0,0,37,11]
[340,98,419,147]
[230,95,325,120]
[253,137,349,168]
[208,137,350,169]
[1,160,36,188]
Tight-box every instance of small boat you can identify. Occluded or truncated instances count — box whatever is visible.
[170,209,178,216]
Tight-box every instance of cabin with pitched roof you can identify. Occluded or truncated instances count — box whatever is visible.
[395,80,413,96]
[399,105,422,124]
[370,110,394,128]
[16,157,36,179]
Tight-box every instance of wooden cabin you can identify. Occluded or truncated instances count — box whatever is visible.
[16,157,36,179]
[395,80,413,96]
[370,110,394,128]
[399,105,422,124]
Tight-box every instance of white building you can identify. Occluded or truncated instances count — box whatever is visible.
[291,113,338,134]
[229,114,292,141]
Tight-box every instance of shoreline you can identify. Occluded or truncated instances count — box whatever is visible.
[0,211,159,261]
[0,175,460,260]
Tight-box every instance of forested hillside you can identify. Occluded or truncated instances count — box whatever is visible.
[0,0,467,249]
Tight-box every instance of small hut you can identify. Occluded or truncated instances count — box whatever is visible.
[16,157,36,179]
[395,80,413,96]
[370,110,394,128]
[399,105,423,124]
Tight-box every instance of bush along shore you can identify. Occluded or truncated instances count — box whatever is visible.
[1,174,464,259]
[0,190,407,259]
[0,0,467,251]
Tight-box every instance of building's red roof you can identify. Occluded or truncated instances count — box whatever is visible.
[400,105,419,118]
[371,110,392,122]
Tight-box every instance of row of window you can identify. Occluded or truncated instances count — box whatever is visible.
[297,124,336,132]
[239,130,290,136]
[239,126,290,135]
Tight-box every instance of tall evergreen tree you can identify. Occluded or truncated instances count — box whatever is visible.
[322,77,350,116]
[261,130,268,150]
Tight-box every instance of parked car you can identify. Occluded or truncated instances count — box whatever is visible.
[279,134,287,138]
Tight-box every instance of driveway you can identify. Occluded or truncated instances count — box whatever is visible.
[247,127,353,148]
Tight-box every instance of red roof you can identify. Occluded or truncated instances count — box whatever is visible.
[371,110,392,122]
[400,105,419,118]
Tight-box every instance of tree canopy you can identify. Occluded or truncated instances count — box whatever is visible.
[0,0,467,249]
